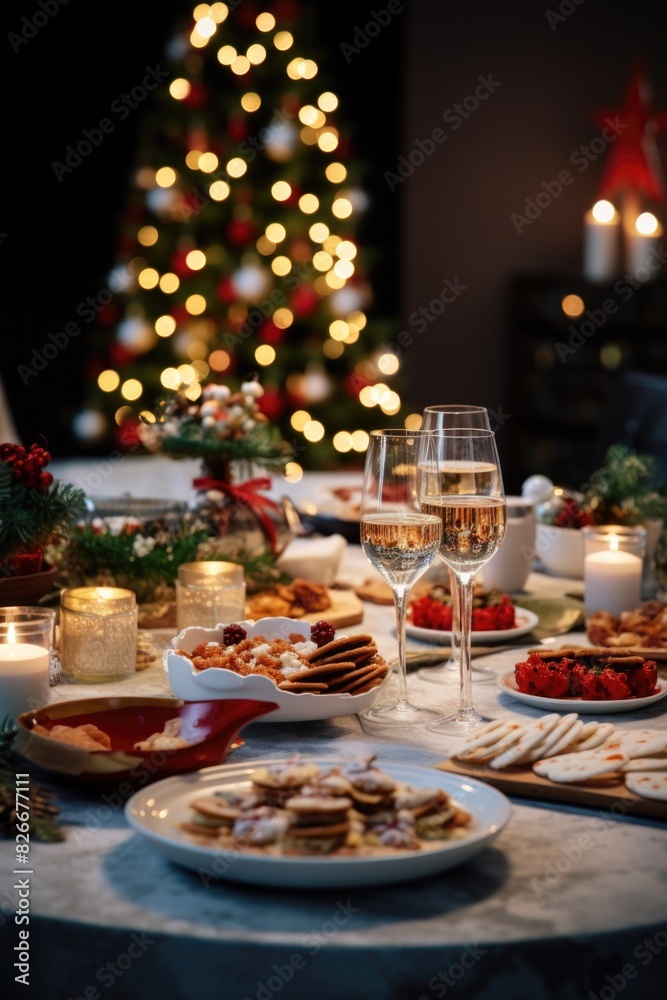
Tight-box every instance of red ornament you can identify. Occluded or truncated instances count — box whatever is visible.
[228,118,248,143]
[170,304,190,325]
[110,344,134,367]
[116,418,142,451]
[97,304,119,327]
[258,389,284,421]
[171,249,193,277]
[593,63,667,201]
[260,320,285,345]
[227,219,256,245]
[184,82,207,108]
[291,284,319,317]
[216,277,236,304]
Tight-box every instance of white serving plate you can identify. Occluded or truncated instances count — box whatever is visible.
[165,618,387,723]
[406,608,539,645]
[125,757,511,889]
[498,672,667,714]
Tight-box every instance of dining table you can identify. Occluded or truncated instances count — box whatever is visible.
[1,460,666,1000]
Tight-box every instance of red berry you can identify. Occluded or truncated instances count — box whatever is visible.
[310,620,335,647]
[38,471,53,489]
[222,624,247,645]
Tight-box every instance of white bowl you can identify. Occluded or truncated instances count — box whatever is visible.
[165,617,387,723]
[535,524,584,579]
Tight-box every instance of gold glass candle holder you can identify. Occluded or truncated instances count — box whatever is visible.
[60,587,137,683]
[176,562,246,630]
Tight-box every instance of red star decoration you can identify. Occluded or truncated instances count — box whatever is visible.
[593,63,667,201]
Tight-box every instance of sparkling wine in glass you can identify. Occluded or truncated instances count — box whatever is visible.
[421,428,506,734]
[359,430,443,726]
[418,405,495,685]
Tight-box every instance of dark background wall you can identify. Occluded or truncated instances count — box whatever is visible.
[2,0,666,488]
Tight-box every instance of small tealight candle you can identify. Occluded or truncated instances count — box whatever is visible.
[583,530,644,619]
[0,625,50,722]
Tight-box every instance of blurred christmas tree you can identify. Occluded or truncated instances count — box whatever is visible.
[84,0,403,468]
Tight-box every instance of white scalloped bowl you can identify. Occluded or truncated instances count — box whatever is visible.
[164,617,388,723]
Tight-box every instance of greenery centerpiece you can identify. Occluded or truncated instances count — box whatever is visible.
[139,375,296,557]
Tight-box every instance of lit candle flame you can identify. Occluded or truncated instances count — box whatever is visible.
[609,534,619,552]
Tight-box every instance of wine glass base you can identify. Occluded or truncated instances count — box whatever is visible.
[417,663,495,685]
[425,707,492,736]
[360,701,442,726]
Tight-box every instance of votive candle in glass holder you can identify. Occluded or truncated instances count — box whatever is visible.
[582,525,647,619]
[176,562,246,630]
[0,607,54,721]
[60,587,137,683]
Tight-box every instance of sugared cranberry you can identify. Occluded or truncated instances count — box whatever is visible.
[223,624,247,645]
[310,620,335,647]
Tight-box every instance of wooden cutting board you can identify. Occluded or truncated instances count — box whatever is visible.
[438,757,667,823]
[299,588,364,628]
[139,589,364,632]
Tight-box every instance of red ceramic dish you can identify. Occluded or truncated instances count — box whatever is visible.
[15,696,277,784]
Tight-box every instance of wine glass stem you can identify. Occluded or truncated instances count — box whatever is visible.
[393,585,409,707]
[458,575,474,713]
[449,566,461,660]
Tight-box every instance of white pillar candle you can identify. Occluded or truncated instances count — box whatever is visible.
[584,549,643,619]
[583,201,619,282]
[625,212,664,282]
[0,643,50,723]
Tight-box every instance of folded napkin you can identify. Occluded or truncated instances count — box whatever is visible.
[276,533,347,586]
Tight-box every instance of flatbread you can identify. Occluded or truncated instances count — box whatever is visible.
[625,772,667,801]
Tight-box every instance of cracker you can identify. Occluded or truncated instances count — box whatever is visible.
[574,722,616,752]
[343,665,388,694]
[277,681,329,692]
[459,723,528,762]
[458,720,521,754]
[489,714,561,769]
[623,757,667,773]
[312,644,378,665]
[603,730,667,759]
[333,664,386,694]
[533,749,628,783]
[524,717,584,763]
[522,713,580,763]
[306,635,374,662]
[625,772,667,801]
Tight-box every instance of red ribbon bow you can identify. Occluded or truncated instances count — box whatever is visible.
[192,476,280,552]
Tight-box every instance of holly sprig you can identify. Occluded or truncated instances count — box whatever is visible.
[0,448,86,565]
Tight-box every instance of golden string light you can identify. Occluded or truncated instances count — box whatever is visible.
[103,5,392,461]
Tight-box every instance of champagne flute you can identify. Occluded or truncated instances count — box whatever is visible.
[421,428,506,734]
[359,430,443,726]
[419,405,495,685]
